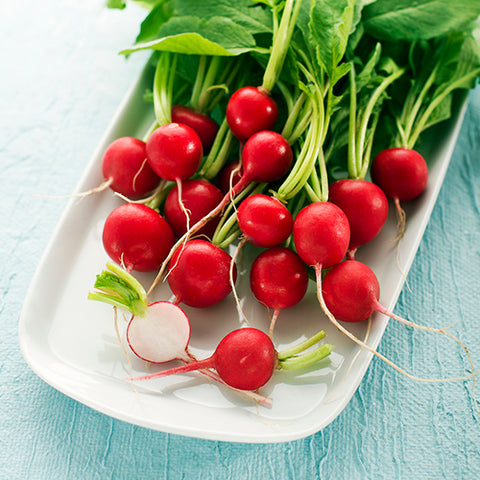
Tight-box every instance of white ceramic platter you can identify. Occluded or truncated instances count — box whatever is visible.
[19,61,468,443]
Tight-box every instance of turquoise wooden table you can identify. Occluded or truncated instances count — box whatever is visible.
[2,1,480,478]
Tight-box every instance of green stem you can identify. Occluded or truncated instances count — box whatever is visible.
[401,63,439,148]
[197,56,222,113]
[144,179,173,211]
[277,330,327,359]
[88,262,148,317]
[355,66,406,177]
[281,90,309,142]
[143,119,159,142]
[407,68,480,148]
[199,117,234,179]
[190,55,207,111]
[261,0,302,93]
[153,52,177,126]
[359,110,381,180]
[317,146,329,202]
[278,343,334,370]
[277,77,325,200]
[347,64,358,179]
[308,167,322,201]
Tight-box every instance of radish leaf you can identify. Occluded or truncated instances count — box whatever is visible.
[363,0,480,41]
[121,16,262,56]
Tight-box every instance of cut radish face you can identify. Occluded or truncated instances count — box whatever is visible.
[126,301,191,363]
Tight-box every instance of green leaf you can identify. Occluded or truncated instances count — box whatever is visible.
[173,0,272,35]
[309,0,355,81]
[435,31,480,88]
[131,0,163,9]
[422,92,452,130]
[106,0,126,9]
[122,16,259,56]
[363,0,480,42]
[135,1,174,44]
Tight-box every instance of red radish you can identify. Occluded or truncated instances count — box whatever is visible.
[329,178,389,258]
[213,130,293,211]
[126,327,334,391]
[292,202,350,270]
[238,130,293,187]
[101,137,161,199]
[146,122,204,234]
[371,148,428,239]
[371,148,428,202]
[226,86,278,141]
[322,260,380,323]
[171,105,219,152]
[146,123,203,181]
[167,239,237,308]
[164,178,224,238]
[237,194,293,247]
[102,203,175,272]
[216,161,242,194]
[250,247,309,336]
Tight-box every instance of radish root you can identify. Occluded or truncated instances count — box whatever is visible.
[315,266,479,385]
[229,237,251,326]
[324,316,372,404]
[394,197,407,242]
[35,177,113,199]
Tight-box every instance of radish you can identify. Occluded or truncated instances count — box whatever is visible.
[164,178,223,238]
[102,203,175,272]
[322,260,380,323]
[226,86,278,141]
[167,239,237,308]
[146,122,204,234]
[329,178,389,259]
[171,105,219,152]
[88,263,273,406]
[126,327,334,391]
[146,122,203,182]
[250,247,309,336]
[54,137,160,200]
[292,202,351,270]
[237,194,293,248]
[101,137,161,199]
[371,147,428,239]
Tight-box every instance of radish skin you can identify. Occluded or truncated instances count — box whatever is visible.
[102,137,161,199]
[226,87,278,141]
[329,179,388,258]
[249,247,309,337]
[167,239,237,308]
[102,203,175,272]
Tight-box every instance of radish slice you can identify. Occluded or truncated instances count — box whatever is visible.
[126,301,191,363]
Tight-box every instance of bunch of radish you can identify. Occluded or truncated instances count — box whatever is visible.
[86,0,480,407]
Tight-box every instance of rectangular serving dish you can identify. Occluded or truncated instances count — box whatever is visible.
[18,61,468,443]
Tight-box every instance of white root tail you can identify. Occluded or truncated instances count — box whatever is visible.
[314,266,479,385]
